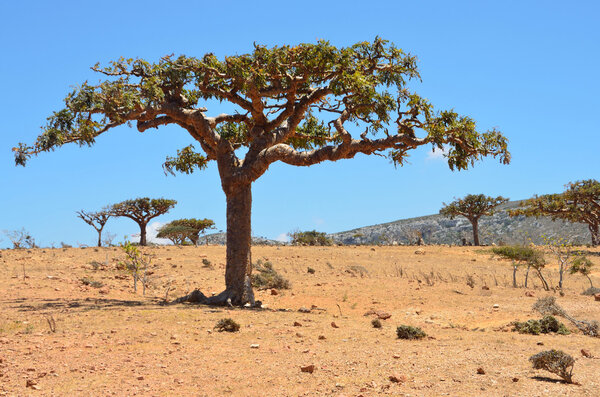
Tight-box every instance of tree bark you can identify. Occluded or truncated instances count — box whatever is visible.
[470,218,480,246]
[97,230,102,247]
[224,183,255,306]
[139,222,147,246]
[590,224,599,246]
[524,265,530,288]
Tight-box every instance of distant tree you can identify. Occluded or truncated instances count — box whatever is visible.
[76,208,111,247]
[492,245,548,289]
[156,224,192,245]
[289,230,332,246]
[3,228,36,249]
[110,198,177,246]
[440,194,508,246]
[510,180,600,246]
[14,39,510,305]
[170,218,215,245]
[569,256,595,289]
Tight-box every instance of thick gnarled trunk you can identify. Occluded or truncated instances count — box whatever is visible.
[224,183,255,305]
[139,222,147,246]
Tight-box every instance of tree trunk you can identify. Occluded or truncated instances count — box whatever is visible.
[536,268,550,291]
[590,224,599,246]
[512,264,518,288]
[139,222,147,246]
[171,182,256,307]
[224,183,255,306]
[470,218,480,246]
[524,265,530,288]
[97,229,103,247]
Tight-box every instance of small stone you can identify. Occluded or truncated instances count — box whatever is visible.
[392,354,401,359]
[492,304,499,309]
[477,367,486,375]
[481,286,490,290]
[298,307,311,313]
[250,344,260,349]
[512,377,519,382]
[293,321,302,327]
[300,364,315,373]
[331,322,339,328]
[137,376,144,380]
[581,349,593,358]
[318,335,326,340]
[376,311,391,320]
[537,342,544,346]
[414,249,425,255]
[85,344,94,348]
[389,374,407,383]
[270,289,278,295]
[594,294,600,302]
[98,287,109,294]
[525,291,535,297]
[26,379,38,388]
[295,332,303,338]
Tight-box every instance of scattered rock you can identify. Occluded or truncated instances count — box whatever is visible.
[300,364,315,373]
[293,321,302,327]
[481,286,489,290]
[137,376,144,380]
[298,307,311,313]
[476,367,486,375]
[492,304,499,309]
[594,294,600,302]
[250,344,260,349]
[295,332,303,338]
[525,291,535,297]
[331,322,339,328]
[26,379,38,388]
[581,349,593,358]
[392,354,401,359]
[512,377,519,382]
[270,289,278,295]
[318,335,326,340]
[389,374,407,383]
[98,287,110,295]
[376,311,392,320]
[414,249,425,255]
[537,342,544,346]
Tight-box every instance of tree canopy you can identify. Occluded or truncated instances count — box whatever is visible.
[440,194,508,245]
[157,218,215,245]
[510,180,600,245]
[110,198,177,246]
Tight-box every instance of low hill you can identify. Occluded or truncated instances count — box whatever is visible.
[329,201,591,246]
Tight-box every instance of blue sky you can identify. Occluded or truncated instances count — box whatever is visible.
[1,0,599,247]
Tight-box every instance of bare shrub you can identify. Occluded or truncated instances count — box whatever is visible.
[529,350,575,383]
[396,325,426,340]
[251,260,290,290]
[214,318,240,333]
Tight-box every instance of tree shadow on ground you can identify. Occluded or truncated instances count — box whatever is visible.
[4,297,162,313]
[531,376,578,385]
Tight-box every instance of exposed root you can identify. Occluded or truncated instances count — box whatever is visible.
[171,287,261,308]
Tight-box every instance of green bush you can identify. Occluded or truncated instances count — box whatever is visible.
[289,230,333,246]
[512,315,570,335]
[396,325,426,340]
[214,318,240,333]
[491,245,545,266]
[251,260,290,290]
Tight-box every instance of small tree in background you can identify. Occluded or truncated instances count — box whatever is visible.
[542,235,576,290]
[569,256,596,290]
[440,194,508,246]
[3,228,36,249]
[492,245,547,289]
[172,218,215,245]
[76,208,111,247]
[157,224,194,245]
[110,198,177,246]
[289,230,333,246]
[510,179,600,246]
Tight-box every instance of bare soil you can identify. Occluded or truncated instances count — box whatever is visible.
[1,245,599,396]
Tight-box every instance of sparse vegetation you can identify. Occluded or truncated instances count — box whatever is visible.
[396,325,427,340]
[529,350,575,383]
[512,315,570,335]
[251,260,290,290]
[372,318,382,328]
[569,256,595,290]
[110,198,177,246]
[214,318,240,333]
[76,209,111,247]
[118,241,152,294]
[3,228,36,249]
[533,296,599,337]
[289,230,333,246]
[491,245,548,289]
[80,277,104,288]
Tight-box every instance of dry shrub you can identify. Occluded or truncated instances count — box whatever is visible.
[396,325,426,340]
[251,260,290,290]
[214,318,240,333]
[529,349,575,383]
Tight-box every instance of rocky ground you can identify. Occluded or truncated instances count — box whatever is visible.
[1,245,599,396]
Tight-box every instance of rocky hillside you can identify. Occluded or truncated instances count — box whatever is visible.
[329,201,591,246]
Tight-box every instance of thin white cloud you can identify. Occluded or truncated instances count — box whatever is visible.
[426,146,449,161]
[146,221,171,245]
[275,233,290,242]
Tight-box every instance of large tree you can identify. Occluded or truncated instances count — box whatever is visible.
[14,38,509,306]
[510,180,600,246]
[110,198,177,246]
[76,208,111,247]
[440,194,508,246]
